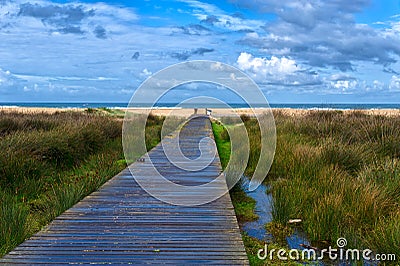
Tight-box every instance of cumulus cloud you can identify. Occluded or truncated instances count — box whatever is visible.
[236,52,322,88]
[329,80,358,92]
[232,0,400,71]
[237,52,299,75]
[1,0,399,102]
[389,75,400,91]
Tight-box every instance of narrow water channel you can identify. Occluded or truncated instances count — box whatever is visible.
[240,177,311,250]
[240,177,378,266]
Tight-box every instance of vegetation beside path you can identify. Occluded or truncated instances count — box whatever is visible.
[213,111,400,265]
[0,110,164,256]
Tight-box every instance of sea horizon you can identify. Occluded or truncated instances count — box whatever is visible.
[1,102,400,110]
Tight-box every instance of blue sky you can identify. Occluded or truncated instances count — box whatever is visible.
[0,0,400,103]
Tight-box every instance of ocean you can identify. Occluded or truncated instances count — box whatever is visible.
[1,102,400,110]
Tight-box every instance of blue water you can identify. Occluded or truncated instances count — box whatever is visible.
[240,178,312,250]
[1,102,400,109]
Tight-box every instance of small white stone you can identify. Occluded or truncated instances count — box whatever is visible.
[288,219,302,224]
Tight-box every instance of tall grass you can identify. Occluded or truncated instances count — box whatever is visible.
[212,116,310,265]
[0,110,164,256]
[243,111,400,257]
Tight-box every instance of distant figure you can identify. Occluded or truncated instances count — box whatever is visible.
[206,109,212,116]
[194,108,198,114]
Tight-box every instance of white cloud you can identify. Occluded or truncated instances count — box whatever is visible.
[330,80,358,92]
[1,0,399,102]
[0,68,21,88]
[389,75,400,91]
[236,52,322,89]
[179,0,264,32]
[140,68,152,78]
[371,80,384,91]
[237,52,300,77]
[0,0,222,101]
[23,83,40,92]
[119,88,134,94]
[0,68,11,85]
[233,0,400,72]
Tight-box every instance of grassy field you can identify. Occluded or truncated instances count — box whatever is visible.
[0,110,164,256]
[3,110,399,263]
[268,111,400,257]
[213,111,400,264]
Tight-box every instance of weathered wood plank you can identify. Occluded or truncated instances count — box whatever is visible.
[0,116,248,265]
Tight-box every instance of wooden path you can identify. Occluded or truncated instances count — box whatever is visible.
[1,116,248,265]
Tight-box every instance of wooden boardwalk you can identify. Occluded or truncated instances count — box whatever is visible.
[1,116,248,265]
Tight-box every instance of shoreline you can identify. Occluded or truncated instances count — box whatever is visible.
[1,106,400,117]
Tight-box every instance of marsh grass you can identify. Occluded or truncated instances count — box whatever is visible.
[215,110,400,262]
[0,110,164,256]
[254,111,400,257]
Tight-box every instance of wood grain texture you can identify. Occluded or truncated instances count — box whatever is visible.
[1,116,248,265]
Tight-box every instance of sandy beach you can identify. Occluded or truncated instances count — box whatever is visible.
[2,106,400,117]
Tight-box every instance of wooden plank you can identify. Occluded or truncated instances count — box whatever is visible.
[0,116,248,265]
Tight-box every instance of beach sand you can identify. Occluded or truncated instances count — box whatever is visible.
[1,107,400,117]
